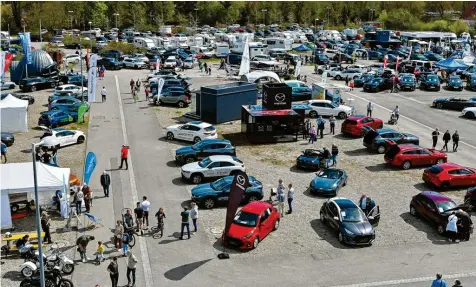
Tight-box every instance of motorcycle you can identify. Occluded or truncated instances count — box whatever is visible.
[20,265,74,287]
[20,247,74,277]
[387,112,398,125]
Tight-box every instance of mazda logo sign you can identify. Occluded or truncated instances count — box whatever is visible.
[236,175,246,185]
[263,93,268,101]
[275,93,285,102]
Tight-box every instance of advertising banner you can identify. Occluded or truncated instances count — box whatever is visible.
[224,171,250,235]
[262,83,292,110]
[294,60,302,78]
[87,54,98,102]
[238,38,250,76]
[77,103,89,123]
[156,78,165,102]
[3,53,14,75]
[0,52,5,79]
[19,32,32,64]
[156,58,160,73]
[83,152,97,185]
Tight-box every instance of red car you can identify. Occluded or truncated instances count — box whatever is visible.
[223,201,280,250]
[341,115,383,137]
[423,163,476,188]
[384,144,447,170]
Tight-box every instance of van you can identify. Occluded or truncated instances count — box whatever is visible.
[226,53,242,66]
[215,42,230,58]
[133,37,155,50]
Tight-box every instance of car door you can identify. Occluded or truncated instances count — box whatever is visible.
[259,208,273,236]
[60,130,76,145]
[326,202,340,230]
[416,149,433,166]
[367,205,380,225]
[413,195,428,217]
[217,161,236,176]
[176,125,190,140]
[54,131,67,145]
[203,161,220,178]
[401,150,419,166]
[216,183,231,202]
[425,199,440,224]
[196,143,212,158]
[457,169,476,186]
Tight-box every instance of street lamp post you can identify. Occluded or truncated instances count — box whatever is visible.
[113,13,119,29]
[68,10,73,30]
[262,9,267,26]
[315,18,319,33]
[370,9,375,22]
[88,21,92,51]
[327,7,331,29]
[194,8,199,31]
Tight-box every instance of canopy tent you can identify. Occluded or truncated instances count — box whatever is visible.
[449,50,476,65]
[294,44,311,52]
[304,42,316,50]
[1,162,70,229]
[434,58,469,70]
[0,94,28,132]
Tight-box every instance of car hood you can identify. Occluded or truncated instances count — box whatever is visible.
[41,136,60,146]
[434,98,448,102]
[297,155,319,162]
[402,133,419,140]
[227,224,255,238]
[400,80,415,85]
[254,60,278,65]
[341,221,374,236]
[176,146,195,155]
[311,176,338,189]
[338,105,352,111]
[191,183,213,197]
[181,162,201,172]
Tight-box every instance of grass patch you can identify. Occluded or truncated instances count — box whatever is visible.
[202,58,221,64]
[65,116,89,133]
[154,108,161,112]
[260,157,289,167]
[176,110,184,116]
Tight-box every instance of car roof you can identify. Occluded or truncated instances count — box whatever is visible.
[347,115,366,120]
[208,155,235,161]
[198,138,230,144]
[186,121,212,128]
[376,128,395,134]
[436,163,464,169]
[420,191,453,203]
[331,197,357,209]
[308,99,331,104]
[241,201,272,213]
[52,96,80,102]
[58,84,77,88]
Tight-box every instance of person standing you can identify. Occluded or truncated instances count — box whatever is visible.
[349,79,354,91]
[309,126,317,144]
[204,62,208,74]
[134,202,144,235]
[452,131,459,152]
[345,76,349,87]
[331,144,339,166]
[76,235,95,263]
[95,241,105,264]
[126,250,138,287]
[100,171,111,197]
[329,115,336,135]
[144,86,149,101]
[287,183,294,214]
[358,194,371,215]
[432,128,440,149]
[130,79,134,93]
[75,188,84,215]
[140,196,151,229]
[317,116,326,138]
[276,182,286,216]
[180,207,191,240]
[41,212,53,244]
[442,130,451,152]
[119,145,129,170]
[457,209,472,241]
[83,184,92,212]
[107,256,119,287]
[208,66,212,76]
[101,86,107,102]
[122,232,130,256]
[322,147,330,168]
[190,202,199,234]
[114,220,123,251]
[446,212,458,243]
[1,142,7,163]
[431,274,448,287]
[452,279,463,287]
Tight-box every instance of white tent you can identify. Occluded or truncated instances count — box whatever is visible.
[0,94,28,132]
[1,162,70,229]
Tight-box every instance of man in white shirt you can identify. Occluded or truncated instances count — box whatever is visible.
[140,196,151,229]
[287,183,295,214]
[101,87,107,103]
[367,102,373,117]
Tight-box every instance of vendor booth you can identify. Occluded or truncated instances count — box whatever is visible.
[0,94,29,133]
[311,83,348,104]
[1,162,70,229]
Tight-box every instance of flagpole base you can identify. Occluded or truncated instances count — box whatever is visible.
[217,252,230,260]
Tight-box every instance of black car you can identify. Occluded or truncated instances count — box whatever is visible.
[467,74,476,91]
[1,132,15,146]
[432,97,476,111]
[363,78,392,93]
[58,74,88,87]
[175,139,236,165]
[19,77,59,92]
[446,76,463,91]
[332,53,355,64]
[354,74,374,88]
[96,57,122,70]
[1,93,35,105]
[419,74,441,91]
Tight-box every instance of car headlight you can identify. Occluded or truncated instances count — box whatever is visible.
[344,228,354,235]
[181,170,191,174]
[243,230,254,239]
[331,183,338,189]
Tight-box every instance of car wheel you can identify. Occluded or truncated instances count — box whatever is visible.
[436,158,445,164]
[335,75,342,80]
[30,86,37,92]
[191,174,203,184]
[441,181,450,189]
[338,112,347,119]
[437,224,445,235]
[338,231,344,243]
[185,157,195,164]
[76,136,85,144]
[134,65,138,69]
[193,137,201,143]
[252,237,259,249]
[402,161,411,170]
[50,83,55,88]
[177,101,185,108]
[410,205,418,216]
[436,103,443,109]
[21,266,34,277]
[273,219,279,231]
[326,72,330,77]
[377,145,386,154]
[467,112,475,119]
[166,132,174,140]
[247,195,259,203]
[319,211,326,223]
[9,84,14,89]
[11,204,19,213]
[203,197,216,209]
[309,110,318,118]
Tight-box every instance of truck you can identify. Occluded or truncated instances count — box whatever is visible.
[133,37,156,50]
[262,38,293,51]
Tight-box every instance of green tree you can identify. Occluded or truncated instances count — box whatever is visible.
[449,20,469,34]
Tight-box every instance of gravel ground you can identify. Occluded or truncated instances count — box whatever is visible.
[146,66,468,258]
[1,86,88,286]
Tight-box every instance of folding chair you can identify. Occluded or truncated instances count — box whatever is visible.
[85,213,104,229]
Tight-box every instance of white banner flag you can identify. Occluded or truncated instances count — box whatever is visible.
[156,78,165,102]
[0,52,5,80]
[87,54,98,102]
[321,70,327,83]
[294,60,302,78]
[155,58,160,73]
[238,38,250,76]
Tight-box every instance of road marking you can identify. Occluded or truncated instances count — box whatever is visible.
[330,271,476,287]
[390,92,426,105]
[346,91,476,150]
[115,75,153,287]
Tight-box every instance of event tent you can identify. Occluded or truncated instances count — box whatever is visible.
[1,162,70,229]
[433,58,468,70]
[294,44,311,52]
[0,94,28,132]
[449,50,476,65]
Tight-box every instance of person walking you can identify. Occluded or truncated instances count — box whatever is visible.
[329,115,336,135]
[287,183,294,214]
[345,76,349,87]
[126,250,138,287]
[140,196,151,229]
[190,202,198,234]
[75,188,84,215]
[349,79,354,91]
[366,102,373,117]
[119,145,129,170]
[452,131,459,152]
[204,62,208,74]
[180,207,191,240]
[1,142,7,163]
[41,212,53,244]
[114,220,123,251]
[76,235,95,263]
[135,80,141,92]
[107,256,119,287]
[130,79,135,93]
[317,116,326,138]
[322,147,331,168]
[122,232,130,256]
[155,207,166,237]
[331,144,339,166]
[95,241,105,264]
[276,181,286,216]
[310,126,317,144]
[134,202,144,235]
[83,184,92,212]
[442,130,451,152]
[99,171,111,197]
[208,66,212,76]
[101,86,107,102]
[432,128,440,149]
[431,274,448,287]
[446,212,458,243]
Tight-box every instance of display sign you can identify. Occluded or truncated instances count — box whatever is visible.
[262,83,292,110]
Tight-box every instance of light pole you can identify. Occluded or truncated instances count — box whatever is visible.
[68,10,73,30]
[194,8,199,31]
[113,13,119,29]
[262,9,267,26]
[326,7,331,29]
[370,9,375,22]
[88,21,92,51]
[31,142,46,287]
[315,18,319,33]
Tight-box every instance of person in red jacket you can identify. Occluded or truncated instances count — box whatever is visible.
[119,145,129,170]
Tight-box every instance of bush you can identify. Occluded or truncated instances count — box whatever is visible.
[449,20,469,35]
[100,41,145,55]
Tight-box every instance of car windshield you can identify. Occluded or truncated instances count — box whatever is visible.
[317,169,341,179]
[451,78,461,83]
[191,141,206,150]
[204,126,216,132]
[198,157,212,168]
[211,178,228,191]
[427,75,438,81]
[436,201,457,213]
[341,207,365,222]
[233,211,259,227]
[402,76,414,82]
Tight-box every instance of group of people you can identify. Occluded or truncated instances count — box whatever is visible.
[432,128,460,152]
[446,209,472,242]
[305,115,337,144]
[273,179,295,216]
[431,273,464,287]
[199,60,212,75]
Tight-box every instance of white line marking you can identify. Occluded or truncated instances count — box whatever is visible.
[115,75,153,287]
[346,91,476,150]
[330,271,476,287]
[391,92,426,105]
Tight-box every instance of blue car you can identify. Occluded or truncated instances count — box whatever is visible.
[363,128,420,154]
[175,139,236,165]
[399,75,416,91]
[367,51,383,60]
[467,74,476,91]
[296,149,325,171]
[446,76,463,91]
[354,74,374,88]
[309,168,348,196]
[191,176,264,209]
[38,110,77,128]
[49,96,81,110]
[284,80,312,101]
[420,74,441,91]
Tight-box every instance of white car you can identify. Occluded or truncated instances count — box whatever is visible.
[164,56,177,68]
[251,55,279,68]
[96,40,107,47]
[133,54,149,63]
[64,54,81,64]
[1,80,16,90]
[306,100,353,119]
[40,128,86,148]
[166,121,217,143]
[183,57,198,69]
[50,40,64,47]
[181,155,246,184]
[55,84,83,95]
[332,69,363,81]
[324,67,341,78]
[461,107,476,119]
[122,58,146,69]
